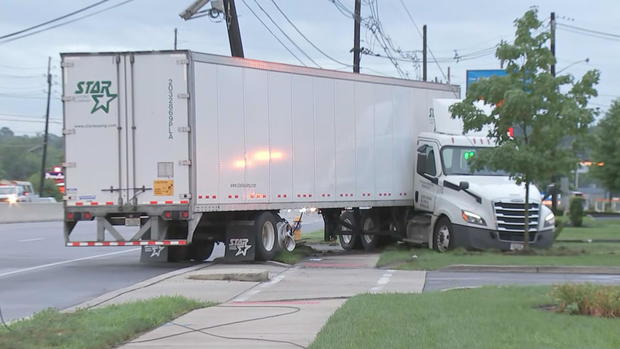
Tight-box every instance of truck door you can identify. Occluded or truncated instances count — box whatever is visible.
[63,54,124,206]
[128,53,191,205]
[414,142,441,212]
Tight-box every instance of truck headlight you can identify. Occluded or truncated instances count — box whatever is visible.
[544,212,555,228]
[8,195,17,204]
[461,210,486,226]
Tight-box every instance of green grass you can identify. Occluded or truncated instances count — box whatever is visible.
[377,242,620,270]
[273,244,317,264]
[558,217,620,240]
[310,286,620,349]
[0,296,209,349]
[377,218,620,270]
[300,229,339,244]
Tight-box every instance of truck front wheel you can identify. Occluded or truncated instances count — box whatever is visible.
[338,211,362,250]
[254,212,281,261]
[433,217,454,253]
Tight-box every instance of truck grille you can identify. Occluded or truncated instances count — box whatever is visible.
[494,202,539,241]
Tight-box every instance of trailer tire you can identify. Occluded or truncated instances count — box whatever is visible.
[189,240,215,261]
[338,211,362,250]
[433,217,454,253]
[361,214,381,251]
[254,212,281,261]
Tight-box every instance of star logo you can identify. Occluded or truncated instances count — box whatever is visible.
[235,241,253,256]
[90,89,117,114]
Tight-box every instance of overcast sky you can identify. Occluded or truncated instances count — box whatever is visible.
[1,0,618,136]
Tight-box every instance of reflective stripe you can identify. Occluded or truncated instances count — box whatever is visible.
[66,240,187,247]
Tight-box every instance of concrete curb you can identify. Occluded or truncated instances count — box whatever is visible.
[63,263,211,312]
[439,264,620,275]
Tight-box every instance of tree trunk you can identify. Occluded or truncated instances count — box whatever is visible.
[523,180,530,249]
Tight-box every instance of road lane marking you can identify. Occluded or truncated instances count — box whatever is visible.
[18,238,45,242]
[0,248,140,279]
[370,270,395,293]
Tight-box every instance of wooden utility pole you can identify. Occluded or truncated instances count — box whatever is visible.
[550,12,556,77]
[174,28,178,50]
[223,0,244,58]
[38,57,52,196]
[353,0,361,73]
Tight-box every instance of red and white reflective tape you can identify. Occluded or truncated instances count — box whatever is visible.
[67,240,187,247]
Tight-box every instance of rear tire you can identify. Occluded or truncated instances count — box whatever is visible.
[338,211,362,250]
[255,212,281,261]
[433,217,454,253]
[360,214,381,251]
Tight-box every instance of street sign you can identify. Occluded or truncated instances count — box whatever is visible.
[466,69,507,91]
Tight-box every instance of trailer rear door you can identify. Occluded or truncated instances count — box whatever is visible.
[63,52,191,207]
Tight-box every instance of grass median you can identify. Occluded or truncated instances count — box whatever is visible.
[378,218,620,270]
[0,296,209,349]
[309,286,620,349]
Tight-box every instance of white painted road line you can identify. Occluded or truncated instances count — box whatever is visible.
[370,270,395,293]
[0,248,140,279]
[18,238,44,242]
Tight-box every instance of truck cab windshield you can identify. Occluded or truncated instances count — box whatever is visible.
[441,146,507,176]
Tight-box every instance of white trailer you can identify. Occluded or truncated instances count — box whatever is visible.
[62,50,554,262]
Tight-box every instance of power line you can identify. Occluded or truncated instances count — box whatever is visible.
[270,0,352,68]
[0,0,135,44]
[239,0,307,66]
[0,0,110,39]
[557,23,620,40]
[250,0,322,68]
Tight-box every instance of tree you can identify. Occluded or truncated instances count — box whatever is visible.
[590,100,620,207]
[450,9,599,248]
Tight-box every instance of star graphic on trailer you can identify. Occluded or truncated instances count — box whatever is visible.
[235,242,252,256]
[90,89,118,113]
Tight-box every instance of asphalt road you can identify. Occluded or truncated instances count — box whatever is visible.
[0,212,323,322]
[424,271,620,291]
[0,221,204,322]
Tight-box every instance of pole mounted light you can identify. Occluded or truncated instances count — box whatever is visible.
[179,0,224,20]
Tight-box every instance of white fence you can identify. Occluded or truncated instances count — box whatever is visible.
[0,202,63,223]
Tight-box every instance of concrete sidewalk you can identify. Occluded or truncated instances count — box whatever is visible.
[92,252,427,349]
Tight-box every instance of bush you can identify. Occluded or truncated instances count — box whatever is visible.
[569,197,585,227]
[551,283,620,317]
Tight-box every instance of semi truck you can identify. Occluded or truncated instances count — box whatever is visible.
[61,50,554,262]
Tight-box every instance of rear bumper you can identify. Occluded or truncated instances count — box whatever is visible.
[452,224,554,250]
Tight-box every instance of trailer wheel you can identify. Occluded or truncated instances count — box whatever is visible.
[338,211,362,250]
[433,217,454,253]
[255,212,281,261]
[361,214,381,251]
[189,240,215,261]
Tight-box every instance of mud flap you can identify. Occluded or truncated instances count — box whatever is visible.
[225,222,256,262]
[140,245,169,263]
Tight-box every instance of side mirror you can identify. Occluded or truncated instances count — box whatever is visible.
[459,181,470,190]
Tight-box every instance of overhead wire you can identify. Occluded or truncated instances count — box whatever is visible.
[557,23,620,40]
[269,0,352,68]
[0,0,110,40]
[239,0,307,66]
[250,0,322,68]
[0,0,136,44]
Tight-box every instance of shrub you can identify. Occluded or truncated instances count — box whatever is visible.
[551,283,620,317]
[569,197,585,227]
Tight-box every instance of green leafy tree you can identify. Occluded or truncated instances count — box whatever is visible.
[590,100,620,208]
[450,9,599,247]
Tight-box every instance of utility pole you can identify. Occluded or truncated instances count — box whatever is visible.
[353,0,361,73]
[223,0,244,58]
[422,25,427,81]
[550,12,556,77]
[38,57,52,196]
[550,11,558,213]
[174,28,178,50]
